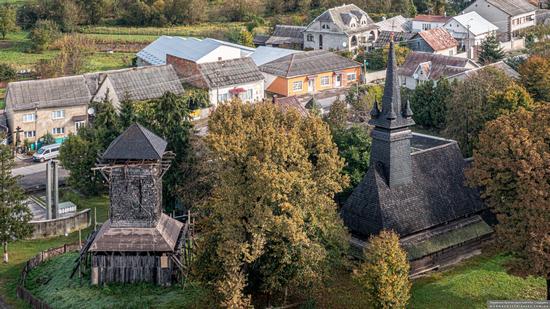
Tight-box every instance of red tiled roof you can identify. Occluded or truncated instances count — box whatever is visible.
[417,28,458,51]
[413,14,451,23]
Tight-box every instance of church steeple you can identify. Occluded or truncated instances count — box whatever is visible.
[368,36,415,188]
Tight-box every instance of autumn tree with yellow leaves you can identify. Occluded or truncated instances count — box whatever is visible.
[353,230,411,309]
[194,101,350,307]
[467,104,550,300]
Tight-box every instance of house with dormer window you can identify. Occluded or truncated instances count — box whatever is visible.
[303,4,379,52]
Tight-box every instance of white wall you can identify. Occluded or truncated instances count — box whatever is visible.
[209,80,265,106]
[196,46,242,64]
[411,21,446,33]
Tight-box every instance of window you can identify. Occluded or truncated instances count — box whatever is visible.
[320,76,330,86]
[52,110,65,119]
[218,93,229,102]
[24,131,36,138]
[422,23,431,31]
[347,73,357,81]
[321,24,330,30]
[307,34,314,42]
[52,127,65,135]
[22,113,36,123]
[247,89,253,100]
[361,20,366,25]
[292,81,303,91]
[75,121,86,131]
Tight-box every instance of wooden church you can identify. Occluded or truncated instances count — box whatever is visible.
[340,38,493,273]
[87,124,184,286]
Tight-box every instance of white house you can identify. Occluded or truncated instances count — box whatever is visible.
[444,12,499,54]
[249,46,302,66]
[136,36,255,66]
[303,4,379,52]
[463,0,537,41]
[399,52,480,90]
[411,15,451,32]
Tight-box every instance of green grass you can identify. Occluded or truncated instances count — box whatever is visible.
[0,192,110,308]
[83,51,134,72]
[24,253,214,309]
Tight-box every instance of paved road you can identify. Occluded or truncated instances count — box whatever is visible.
[12,162,69,191]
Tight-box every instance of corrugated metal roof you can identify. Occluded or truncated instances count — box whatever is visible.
[198,57,264,88]
[449,12,498,36]
[259,50,360,78]
[250,46,302,66]
[136,36,256,65]
[486,0,537,16]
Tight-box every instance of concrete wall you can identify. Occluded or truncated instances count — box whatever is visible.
[365,69,387,83]
[30,209,91,239]
[209,80,265,105]
[7,104,87,145]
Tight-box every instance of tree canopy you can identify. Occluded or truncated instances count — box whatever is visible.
[518,55,550,102]
[478,35,504,65]
[466,104,550,299]
[195,101,349,307]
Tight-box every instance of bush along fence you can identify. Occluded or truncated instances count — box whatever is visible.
[16,243,81,309]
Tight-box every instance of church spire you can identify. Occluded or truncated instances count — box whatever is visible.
[369,35,415,129]
[368,34,415,188]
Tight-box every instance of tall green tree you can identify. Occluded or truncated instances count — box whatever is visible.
[467,104,550,300]
[195,101,349,307]
[165,0,207,24]
[443,68,523,156]
[119,99,135,129]
[478,34,504,65]
[78,0,107,24]
[0,64,16,83]
[354,230,411,309]
[28,19,60,52]
[409,78,451,130]
[0,4,17,40]
[0,144,32,263]
[93,95,122,149]
[238,28,254,47]
[518,55,550,102]
[325,99,348,131]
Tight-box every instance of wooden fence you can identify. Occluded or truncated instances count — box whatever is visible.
[17,243,81,309]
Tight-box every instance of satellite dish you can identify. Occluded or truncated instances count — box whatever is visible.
[87,107,95,116]
[413,73,419,79]
[343,42,347,47]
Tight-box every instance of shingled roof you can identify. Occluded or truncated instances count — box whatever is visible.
[265,25,306,45]
[259,50,360,78]
[415,28,458,51]
[399,52,478,80]
[197,57,264,88]
[307,4,378,34]
[485,0,537,16]
[85,65,184,102]
[102,123,167,161]
[89,214,183,252]
[341,136,485,237]
[5,75,92,112]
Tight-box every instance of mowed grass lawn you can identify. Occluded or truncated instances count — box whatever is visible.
[0,31,134,72]
[0,192,110,308]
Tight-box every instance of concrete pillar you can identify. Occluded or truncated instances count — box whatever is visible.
[46,161,52,220]
[53,161,59,219]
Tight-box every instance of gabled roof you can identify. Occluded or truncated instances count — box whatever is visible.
[85,65,184,102]
[259,50,360,78]
[89,214,183,252]
[136,36,255,65]
[448,12,498,36]
[485,0,537,16]
[448,61,520,80]
[307,4,377,34]
[415,28,458,51]
[102,123,167,161]
[341,135,486,237]
[413,14,451,23]
[265,25,306,45]
[197,57,264,88]
[5,75,92,112]
[250,46,302,66]
[374,31,415,49]
[375,15,411,32]
[399,52,479,80]
[274,96,308,116]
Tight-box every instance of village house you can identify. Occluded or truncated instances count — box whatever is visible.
[399,52,480,90]
[263,25,306,50]
[463,0,537,41]
[259,50,361,97]
[341,41,492,274]
[303,4,379,52]
[168,56,264,107]
[374,15,415,49]
[411,14,451,32]
[409,27,459,56]
[444,12,499,56]
[448,60,520,81]
[4,65,183,147]
[136,36,255,66]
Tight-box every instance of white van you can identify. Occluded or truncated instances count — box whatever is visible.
[33,144,61,162]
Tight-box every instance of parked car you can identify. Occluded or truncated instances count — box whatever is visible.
[32,144,61,162]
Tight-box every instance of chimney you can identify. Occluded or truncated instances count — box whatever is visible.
[272,94,277,104]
